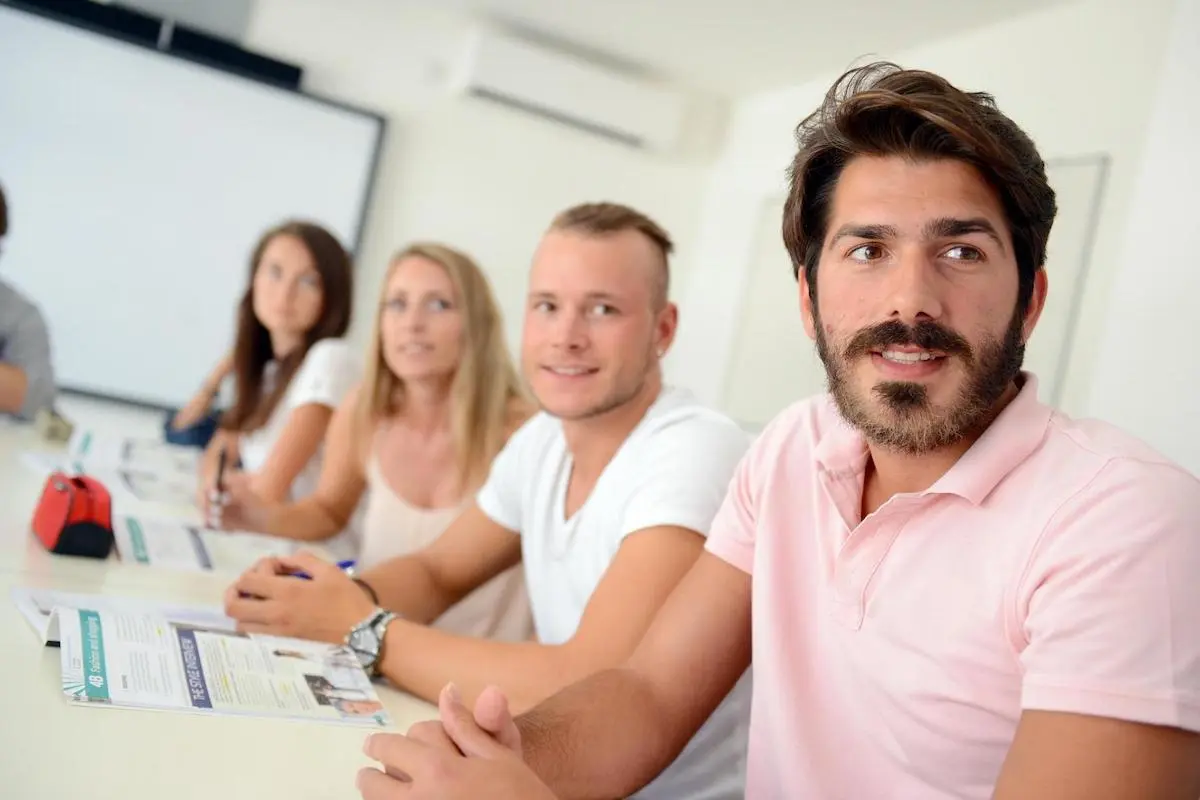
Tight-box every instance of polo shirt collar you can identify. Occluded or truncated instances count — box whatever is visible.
[930,373,1052,504]
[813,373,1054,505]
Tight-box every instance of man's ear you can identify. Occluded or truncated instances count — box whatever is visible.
[655,302,679,358]
[799,271,817,341]
[1022,269,1049,343]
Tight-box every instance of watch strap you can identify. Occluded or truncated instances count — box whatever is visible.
[368,610,398,676]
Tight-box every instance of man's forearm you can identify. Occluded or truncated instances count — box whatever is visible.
[361,557,459,625]
[515,667,687,800]
[0,362,29,415]
[378,622,578,712]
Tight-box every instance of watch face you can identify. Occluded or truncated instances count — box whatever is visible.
[351,646,373,669]
[348,626,379,666]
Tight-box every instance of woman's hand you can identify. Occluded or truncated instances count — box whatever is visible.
[208,471,269,532]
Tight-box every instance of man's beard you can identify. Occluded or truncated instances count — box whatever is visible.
[814,309,1026,454]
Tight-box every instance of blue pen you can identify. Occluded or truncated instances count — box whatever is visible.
[289,559,357,580]
[238,559,357,598]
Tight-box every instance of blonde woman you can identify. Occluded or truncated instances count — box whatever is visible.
[216,243,534,641]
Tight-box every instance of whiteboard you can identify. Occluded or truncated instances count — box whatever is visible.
[0,6,383,408]
[722,157,1108,426]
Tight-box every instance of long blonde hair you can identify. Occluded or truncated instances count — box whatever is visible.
[358,243,527,489]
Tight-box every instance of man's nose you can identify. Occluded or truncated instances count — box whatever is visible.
[885,251,945,324]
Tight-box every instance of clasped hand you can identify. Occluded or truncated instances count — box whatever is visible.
[358,683,557,800]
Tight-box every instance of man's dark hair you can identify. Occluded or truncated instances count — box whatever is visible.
[0,182,8,238]
[782,62,1057,311]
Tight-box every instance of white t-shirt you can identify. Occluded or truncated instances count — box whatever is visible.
[239,338,361,556]
[476,386,754,800]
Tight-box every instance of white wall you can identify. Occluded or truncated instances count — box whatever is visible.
[242,0,724,357]
[1086,0,1200,474]
[670,0,1177,420]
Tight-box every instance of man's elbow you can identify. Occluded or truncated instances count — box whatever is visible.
[0,364,32,417]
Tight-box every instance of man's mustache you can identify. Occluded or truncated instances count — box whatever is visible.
[844,320,973,361]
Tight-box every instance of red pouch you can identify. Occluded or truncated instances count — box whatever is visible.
[31,472,114,559]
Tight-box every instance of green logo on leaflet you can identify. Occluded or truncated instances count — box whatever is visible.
[79,609,110,701]
[126,518,150,564]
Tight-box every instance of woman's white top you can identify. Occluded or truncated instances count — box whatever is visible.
[238,338,361,556]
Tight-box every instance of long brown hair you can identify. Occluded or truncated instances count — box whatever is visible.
[221,221,353,432]
[358,243,528,490]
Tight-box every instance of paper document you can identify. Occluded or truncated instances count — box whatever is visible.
[113,515,297,574]
[56,606,390,727]
[11,587,235,645]
[20,454,196,510]
[67,429,198,478]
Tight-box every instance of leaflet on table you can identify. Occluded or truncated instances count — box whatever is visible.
[56,606,390,728]
[113,515,297,574]
[19,453,196,509]
[10,587,236,645]
[66,429,199,479]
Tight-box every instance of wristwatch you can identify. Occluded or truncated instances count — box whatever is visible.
[345,608,398,677]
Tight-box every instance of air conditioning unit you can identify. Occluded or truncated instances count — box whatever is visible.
[451,27,688,152]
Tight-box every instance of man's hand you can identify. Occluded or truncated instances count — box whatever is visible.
[222,552,375,642]
[357,684,556,800]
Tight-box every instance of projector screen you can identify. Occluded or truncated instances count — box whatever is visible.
[0,6,383,408]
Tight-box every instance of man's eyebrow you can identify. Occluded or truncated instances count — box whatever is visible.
[582,292,622,303]
[527,291,625,302]
[923,217,1007,252]
[826,219,1008,252]
[827,223,898,249]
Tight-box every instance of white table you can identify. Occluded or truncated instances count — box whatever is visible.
[0,396,436,798]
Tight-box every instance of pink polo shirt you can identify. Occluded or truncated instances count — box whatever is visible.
[706,374,1200,799]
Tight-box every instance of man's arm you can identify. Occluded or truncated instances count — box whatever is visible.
[0,362,29,415]
[0,301,54,418]
[223,502,522,641]
[513,552,752,800]
[994,711,1200,799]
[995,460,1200,798]
[376,523,713,712]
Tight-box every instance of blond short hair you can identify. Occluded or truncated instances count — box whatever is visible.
[550,202,673,309]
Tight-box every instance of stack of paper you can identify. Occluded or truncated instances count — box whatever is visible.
[14,589,390,728]
[112,515,297,574]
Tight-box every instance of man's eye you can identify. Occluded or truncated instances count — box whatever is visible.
[944,245,983,261]
[848,244,885,262]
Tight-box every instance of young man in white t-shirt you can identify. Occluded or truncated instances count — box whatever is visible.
[224,202,752,799]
